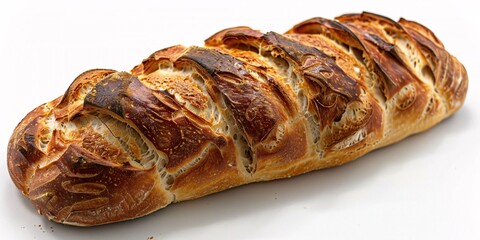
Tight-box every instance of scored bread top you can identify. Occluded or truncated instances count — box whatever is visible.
[7,12,467,226]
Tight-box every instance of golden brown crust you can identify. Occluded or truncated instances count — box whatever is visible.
[28,144,171,226]
[7,12,468,226]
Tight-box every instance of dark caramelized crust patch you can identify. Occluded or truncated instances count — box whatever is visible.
[85,72,226,171]
[54,69,116,120]
[263,32,361,100]
[179,47,283,143]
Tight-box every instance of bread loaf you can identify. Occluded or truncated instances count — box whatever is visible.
[7,12,468,226]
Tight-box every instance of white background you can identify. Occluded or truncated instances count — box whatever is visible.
[1,1,479,239]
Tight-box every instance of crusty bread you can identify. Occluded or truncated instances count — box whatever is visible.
[7,12,468,226]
